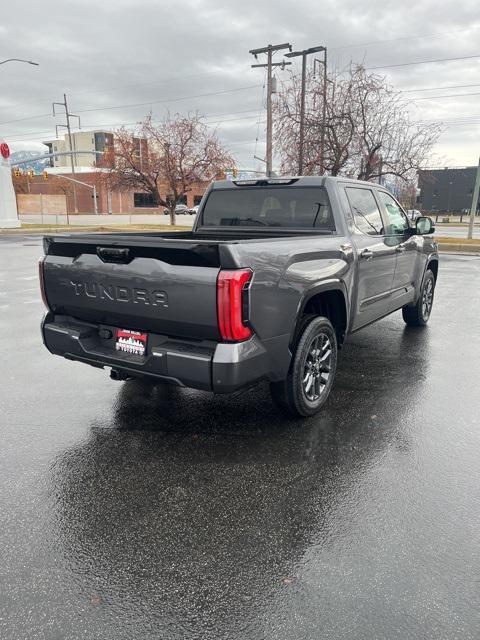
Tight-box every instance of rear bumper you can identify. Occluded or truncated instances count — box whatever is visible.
[41,313,271,393]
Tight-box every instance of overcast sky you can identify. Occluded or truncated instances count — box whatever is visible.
[1,0,479,169]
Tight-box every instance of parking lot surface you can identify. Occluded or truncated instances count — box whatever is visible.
[1,235,479,640]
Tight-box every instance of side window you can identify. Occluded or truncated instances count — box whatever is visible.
[378,191,410,235]
[345,187,384,235]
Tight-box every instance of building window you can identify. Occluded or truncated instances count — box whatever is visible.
[194,195,203,206]
[166,194,187,206]
[134,192,158,207]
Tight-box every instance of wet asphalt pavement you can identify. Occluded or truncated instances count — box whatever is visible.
[1,235,479,640]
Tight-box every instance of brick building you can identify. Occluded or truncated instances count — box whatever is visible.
[14,169,209,215]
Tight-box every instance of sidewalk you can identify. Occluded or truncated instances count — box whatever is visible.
[432,216,480,226]
[0,223,191,235]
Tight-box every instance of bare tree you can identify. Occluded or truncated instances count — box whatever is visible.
[396,178,418,210]
[275,69,357,177]
[97,113,233,224]
[274,65,442,183]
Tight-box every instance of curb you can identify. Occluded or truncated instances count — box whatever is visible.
[436,241,480,253]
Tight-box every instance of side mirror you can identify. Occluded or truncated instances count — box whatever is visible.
[416,216,435,235]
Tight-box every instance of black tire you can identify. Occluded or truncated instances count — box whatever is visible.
[270,316,337,417]
[402,269,435,327]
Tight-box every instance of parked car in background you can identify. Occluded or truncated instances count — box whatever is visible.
[186,205,199,216]
[163,204,189,215]
[407,209,422,221]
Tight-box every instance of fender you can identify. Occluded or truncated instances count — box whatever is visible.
[413,252,439,303]
[290,279,349,348]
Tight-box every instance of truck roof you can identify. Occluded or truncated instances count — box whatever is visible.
[210,175,385,189]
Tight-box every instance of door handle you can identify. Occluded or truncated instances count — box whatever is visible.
[360,248,373,260]
[97,247,131,263]
[395,245,406,253]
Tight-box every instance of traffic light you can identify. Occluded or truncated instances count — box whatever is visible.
[12,168,21,178]
[42,171,49,181]
[232,167,238,179]
[27,169,34,179]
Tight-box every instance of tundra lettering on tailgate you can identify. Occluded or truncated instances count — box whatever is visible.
[69,280,169,307]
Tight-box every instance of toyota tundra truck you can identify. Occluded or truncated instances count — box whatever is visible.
[39,176,438,416]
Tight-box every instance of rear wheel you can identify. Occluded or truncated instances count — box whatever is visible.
[270,316,337,417]
[402,269,435,327]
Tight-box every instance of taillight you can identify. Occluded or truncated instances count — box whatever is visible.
[217,269,253,341]
[38,257,50,309]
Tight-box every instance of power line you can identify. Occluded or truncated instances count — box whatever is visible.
[0,84,262,126]
[329,25,480,51]
[0,112,51,126]
[413,91,480,101]
[75,84,263,114]
[367,53,480,70]
[67,69,228,99]
[403,82,480,93]
[2,108,264,140]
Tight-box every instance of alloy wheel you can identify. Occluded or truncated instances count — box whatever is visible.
[422,278,434,320]
[302,332,332,402]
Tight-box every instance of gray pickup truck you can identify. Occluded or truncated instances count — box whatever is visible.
[39,176,438,416]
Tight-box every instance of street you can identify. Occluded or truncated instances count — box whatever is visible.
[1,235,479,640]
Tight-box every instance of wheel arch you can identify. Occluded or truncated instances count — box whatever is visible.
[292,282,349,349]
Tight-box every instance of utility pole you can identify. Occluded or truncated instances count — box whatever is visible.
[250,43,292,177]
[286,46,326,175]
[468,157,480,240]
[53,94,81,213]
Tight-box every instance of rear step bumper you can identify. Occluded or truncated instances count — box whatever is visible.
[41,313,270,393]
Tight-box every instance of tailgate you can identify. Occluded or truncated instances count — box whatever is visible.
[42,237,222,340]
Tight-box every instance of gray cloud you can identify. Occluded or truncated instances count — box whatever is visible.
[1,0,479,167]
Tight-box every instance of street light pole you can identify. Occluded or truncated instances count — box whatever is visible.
[286,45,326,176]
[49,173,99,216]
[0,58,39,66]
[319,48,327,174]
[298,51,308,176]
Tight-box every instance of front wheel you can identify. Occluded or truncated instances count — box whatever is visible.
[270,316,338,417]
[402,269,435,327]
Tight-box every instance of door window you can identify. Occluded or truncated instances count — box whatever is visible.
[377,191,410,235]
[345,187,384,235]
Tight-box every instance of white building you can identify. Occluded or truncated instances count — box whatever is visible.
[43,131,114,168]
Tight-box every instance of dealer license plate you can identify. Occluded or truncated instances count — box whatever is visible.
[115,329,147,356]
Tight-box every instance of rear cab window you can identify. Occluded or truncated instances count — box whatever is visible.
[201,186,335,231]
